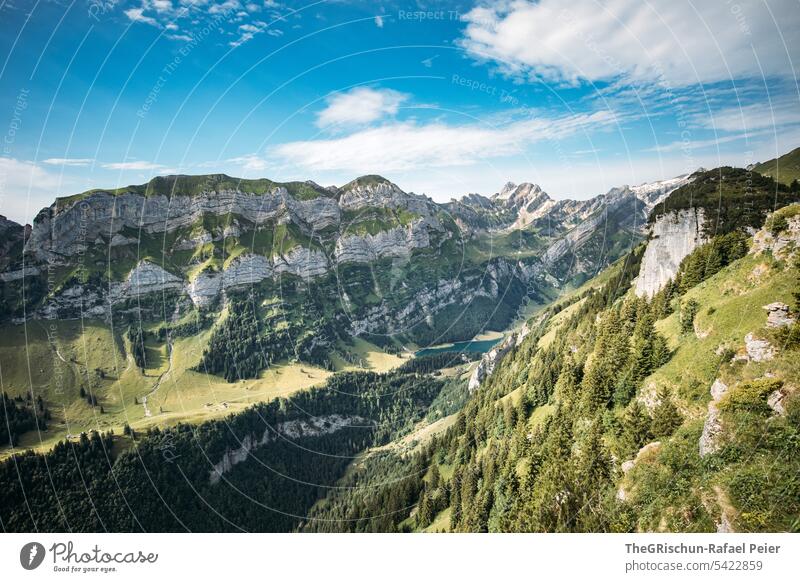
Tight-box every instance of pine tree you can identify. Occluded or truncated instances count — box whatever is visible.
[651,387,683,438]
[651,334,670,369]
[621,400,652,457]
[574,416,611,531]
[680,299,699,334]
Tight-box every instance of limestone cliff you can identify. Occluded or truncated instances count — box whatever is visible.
[634,208,707,297]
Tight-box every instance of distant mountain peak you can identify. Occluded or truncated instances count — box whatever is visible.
[340,174,397,192]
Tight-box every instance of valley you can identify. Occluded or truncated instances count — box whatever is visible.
[1,150,799,533]
[0,167,665,459]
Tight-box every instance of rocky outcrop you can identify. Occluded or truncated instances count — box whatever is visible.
[110,261,184,302]
[635,208,706,297]
[0,265,40,282]
[27,186,342,261]
[629,174,692,209]
[751,211,800,258]
[186,249,331,307]
[209,414,369,484]
[768,387,790,415]
[334,222,431,263]
[699,379,729,457]
[763,302,795,328]
[744,332,775,362]
[616,441,662,501]
[0,215,25,271]
[468,322,532,392]
[498,182,557,230]
[24,175,445,264]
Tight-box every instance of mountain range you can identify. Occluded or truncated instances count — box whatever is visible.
[0,147,799,533]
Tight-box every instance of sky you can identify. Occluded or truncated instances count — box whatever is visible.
[0,0,799,224]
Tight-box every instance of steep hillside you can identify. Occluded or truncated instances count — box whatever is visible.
[752,147,800,186]
[303,201,800,533]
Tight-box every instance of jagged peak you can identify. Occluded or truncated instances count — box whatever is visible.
[493,181,548,201]
[498,181,517,199]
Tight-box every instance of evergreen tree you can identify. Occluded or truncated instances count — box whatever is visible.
[620,400,652,457]
[650,387,683,438]
[680,299,699,334]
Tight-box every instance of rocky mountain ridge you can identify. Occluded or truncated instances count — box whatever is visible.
[0,171,695,340]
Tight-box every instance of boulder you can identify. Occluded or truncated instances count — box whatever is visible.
[744,332,775,362]
[763,302,795,328]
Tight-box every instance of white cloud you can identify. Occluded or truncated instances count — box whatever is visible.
[42,158,94,167]
[226,154,270,171]
[374,15,384,28]
[210,0,240,15]
[0,158,68,223]
[168,33,195,42]
[316,87,409,129]
[124,7,159,26]
[459,0,800,86]
[101,161,165,171]
[229,18,280,46]
[697,98,800,133]
[647,133,756,154]
[150,0,173,13]
[273,110,616,173]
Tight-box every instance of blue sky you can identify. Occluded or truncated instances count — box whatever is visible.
[1,0,799,224]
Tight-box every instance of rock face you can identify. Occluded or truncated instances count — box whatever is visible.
[763,302,795,328]
[468,323,532,392]
[110,261,184,302]
[751,211,800,258]
[209,414,368,484]
[744,332,775,362]
[334,223,431,263]
[5,171,695,324]
[0,215,25,271]
[699,379,729,457]
[768,388,789,415]
[26,176,445,263]
[635,208,707,297]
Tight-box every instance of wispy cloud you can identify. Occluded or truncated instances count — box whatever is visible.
[226,154,270,171]
[124,7,159,26]
[0,158,69,223]
[316,87,409,129]
[647,133,755,154]
[459,0,800,86]
[229,19,281,46]
[269,110,617,173]
[695,98,800,133]
[42,158,94,167]
[374,15,384,28]
[101,161,165,171]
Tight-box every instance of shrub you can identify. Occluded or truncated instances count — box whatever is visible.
[719,379,783,414]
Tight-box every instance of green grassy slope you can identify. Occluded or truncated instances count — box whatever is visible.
[302,201,800,533]
[752,146,800,186]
